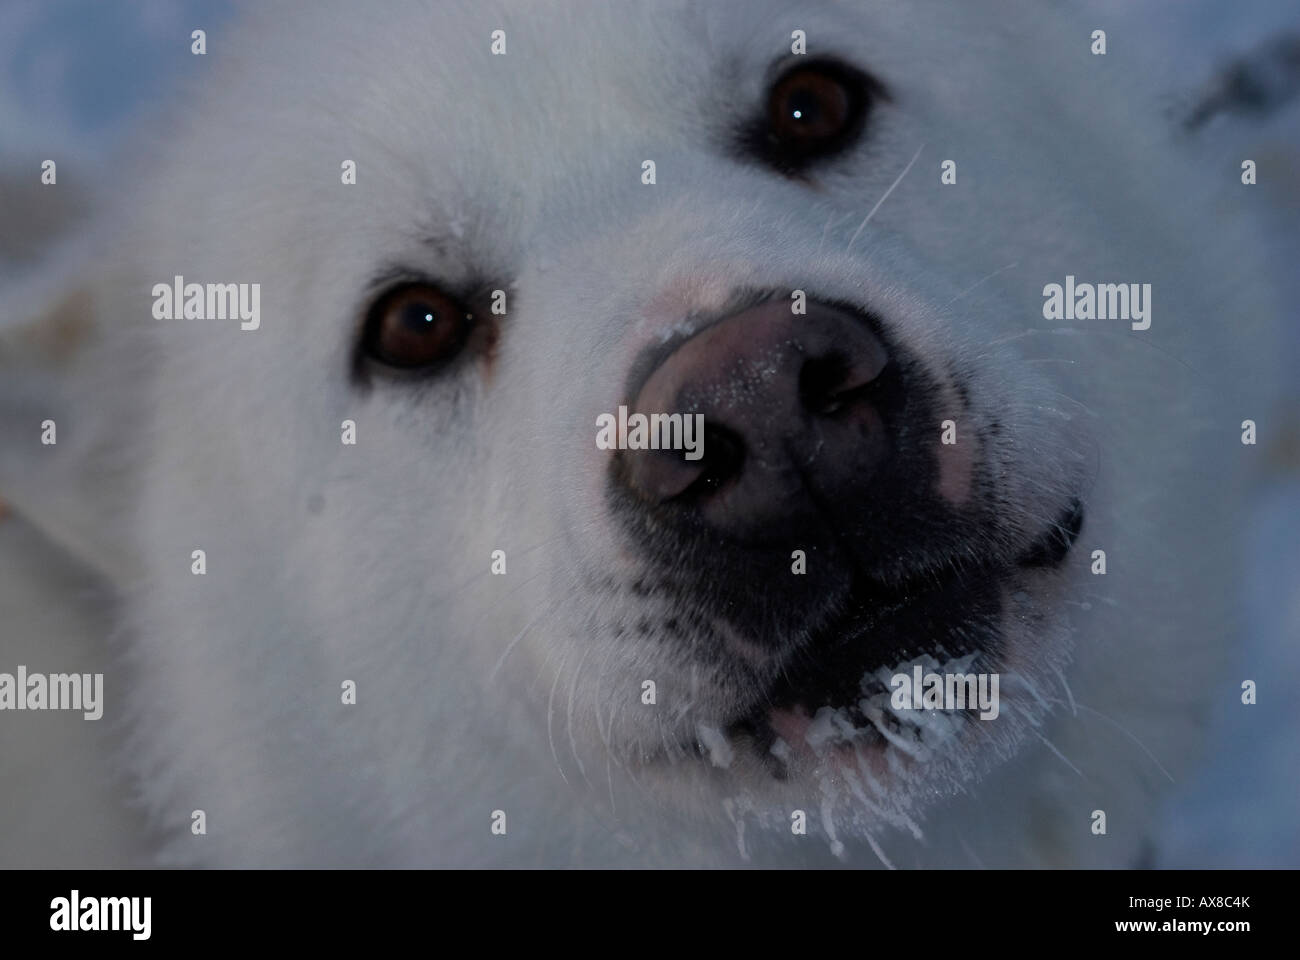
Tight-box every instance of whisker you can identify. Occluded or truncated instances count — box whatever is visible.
[1035,696,1176,784]
[846,144,924,252]
[980,326,1202,378]
[941,262,1018,309]
[1073,702,1175,783]
[566,648,593,789]
[547,659,571,787]
[1033,729,1084,778]
[1051,664,1077,717]
[488,593,560,681]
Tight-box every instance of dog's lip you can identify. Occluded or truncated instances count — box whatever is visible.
[644,501,1081,773]
[705,499,1085,766]
[1016,497,1085,568]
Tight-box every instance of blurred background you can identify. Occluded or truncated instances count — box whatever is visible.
[0,0,1296,866]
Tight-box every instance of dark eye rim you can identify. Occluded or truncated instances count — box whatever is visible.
[352,276,481,382]
[738,56,889,177]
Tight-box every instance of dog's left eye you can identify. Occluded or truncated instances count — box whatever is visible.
[361,283,473,370]
[749,59,883,174]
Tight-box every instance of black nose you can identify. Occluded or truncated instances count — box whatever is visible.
[618,299,898,542]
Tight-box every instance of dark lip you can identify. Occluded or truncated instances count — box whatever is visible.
[720,498,1085,765]
[1017,498,1086,568]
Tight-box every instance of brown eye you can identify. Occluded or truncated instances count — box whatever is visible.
[750,60,882,174]
[362,283,472,370]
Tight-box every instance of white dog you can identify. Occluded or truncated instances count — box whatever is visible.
[0,0,1283,867]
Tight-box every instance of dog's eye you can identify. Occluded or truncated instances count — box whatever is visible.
[362,283,472,370]
[754,60,882,173]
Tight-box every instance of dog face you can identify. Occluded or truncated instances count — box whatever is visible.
[2,0,1270,865]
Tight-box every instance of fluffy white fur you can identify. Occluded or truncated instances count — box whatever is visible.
[0,0,1281,867]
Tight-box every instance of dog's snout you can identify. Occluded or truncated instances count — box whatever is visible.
[619,299,894,538]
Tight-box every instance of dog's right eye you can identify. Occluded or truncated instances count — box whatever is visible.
[361,283,473,370]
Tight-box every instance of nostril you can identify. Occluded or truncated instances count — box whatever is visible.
[621,422,747,505]
[676,423,746,501]
[798,352,852,415]
[798,350,884,416]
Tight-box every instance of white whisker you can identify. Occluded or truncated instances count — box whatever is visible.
[941,262,1018,309]
[567,648,593,788]
[846,144,924,252]
[547,662,570,787]
[1033,729,1084,777]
